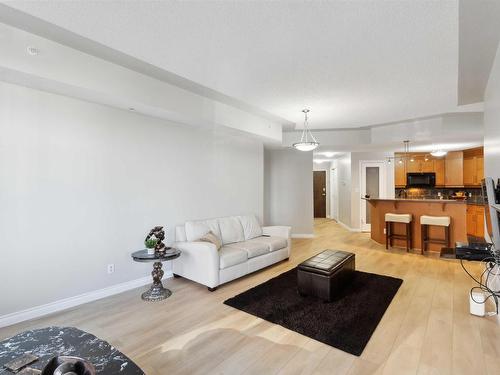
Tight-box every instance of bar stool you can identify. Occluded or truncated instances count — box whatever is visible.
[385,213,413,252]
[420,215,451,254]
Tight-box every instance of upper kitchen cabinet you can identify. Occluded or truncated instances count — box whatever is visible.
[463,147,484,186]
[444,151,464,187]
[395,159,406,187]
[407,156,435,173]
[434,158,445,186]
[393,153,446,187]
[421,157,435,173]
[393,147,482,188]
[406,157,422,173]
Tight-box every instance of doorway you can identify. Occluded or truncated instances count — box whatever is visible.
[313,170,327,218]
[360,161,386,232]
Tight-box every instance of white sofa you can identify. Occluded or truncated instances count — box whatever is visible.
[173,215,291,291]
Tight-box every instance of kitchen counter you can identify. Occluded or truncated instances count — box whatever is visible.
[367,197,485,205]
[365,198,464,203]
[467,202,486,206]
[366,198,467,252]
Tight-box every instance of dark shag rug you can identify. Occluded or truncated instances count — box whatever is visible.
[224,268,403,356]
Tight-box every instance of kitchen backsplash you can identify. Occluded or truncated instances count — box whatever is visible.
[394,187,484,203]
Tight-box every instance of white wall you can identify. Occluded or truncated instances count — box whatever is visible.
[264,149,313,235]
[0,22,284,144]
[330,152,394,230]
[334,154,352,229]
[484,42,500,178]
[0,82,264,317]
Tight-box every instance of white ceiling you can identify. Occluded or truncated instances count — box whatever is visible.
[458,0,500,105]
[3,1,463,130]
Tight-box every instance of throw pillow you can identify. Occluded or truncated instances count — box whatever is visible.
[198,231,222,250]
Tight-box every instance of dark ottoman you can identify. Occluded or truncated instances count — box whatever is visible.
[297,249,355,301]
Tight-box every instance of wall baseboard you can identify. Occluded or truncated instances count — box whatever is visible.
[337,221,362,233]
[0,271,173,329]
[291,233,315,238]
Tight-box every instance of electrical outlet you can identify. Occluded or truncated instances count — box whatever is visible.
[383,228,386,234]
[107,264,115,274]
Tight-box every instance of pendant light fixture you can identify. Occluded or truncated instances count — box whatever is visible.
[386,140,411,164]
[430,142,447,157]
[430,149,447,157]
[293,109,319,151]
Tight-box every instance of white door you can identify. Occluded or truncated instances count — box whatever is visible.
[360,161,386,232]
[330,168,339,221]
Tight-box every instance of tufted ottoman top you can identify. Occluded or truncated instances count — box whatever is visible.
[298,249,355,276]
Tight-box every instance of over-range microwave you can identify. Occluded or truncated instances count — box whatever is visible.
[406,173,436,188]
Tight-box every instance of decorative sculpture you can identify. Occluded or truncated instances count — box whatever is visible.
[145,226,167,255]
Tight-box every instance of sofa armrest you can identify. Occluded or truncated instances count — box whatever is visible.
[172,241,220,288]
[262,225,291,239]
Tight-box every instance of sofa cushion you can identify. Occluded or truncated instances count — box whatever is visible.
[219,246,248,269]
[185,219,221,242]
[227,240,269,259]
[248,236,288,252]
[238,215,263,240]
[218,216,245,245]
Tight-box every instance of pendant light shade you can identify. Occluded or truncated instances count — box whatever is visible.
[293,109,319,151]
[430,150,447,157]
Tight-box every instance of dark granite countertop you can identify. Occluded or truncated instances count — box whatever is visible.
[0,327,144,374]
[365,198,465,204]
[367,197,485,205]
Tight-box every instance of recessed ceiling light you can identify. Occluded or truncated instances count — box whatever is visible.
[26,46,40,56]
[293,109,319,152]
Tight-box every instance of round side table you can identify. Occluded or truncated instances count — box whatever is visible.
[131,248,181,302]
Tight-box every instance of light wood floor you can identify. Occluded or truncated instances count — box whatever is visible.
[1,219,499,375]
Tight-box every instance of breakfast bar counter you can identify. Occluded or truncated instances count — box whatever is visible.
[366,198,467,252]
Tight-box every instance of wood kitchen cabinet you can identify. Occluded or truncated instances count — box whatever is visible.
[406,156,434,173]
[463,147,484,186]
[395,159,406,187]
[467,205,476,235]
[467,204,485,238]
[394,153,446,187]
[477,155,484,183]
[406,158,422,173]
[393,147,482,189]
[444,151,464,187]
[421,158,435,173]
[434,159,445,186]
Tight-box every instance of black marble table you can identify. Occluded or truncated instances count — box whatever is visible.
[131,248,181,301]
[0,327,144,374]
